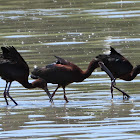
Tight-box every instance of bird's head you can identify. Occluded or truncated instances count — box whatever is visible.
[32,79,46,89]
[32,79,51,100]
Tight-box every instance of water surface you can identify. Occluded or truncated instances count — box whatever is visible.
[0,0,140,139]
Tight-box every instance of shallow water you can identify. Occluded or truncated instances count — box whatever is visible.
[0,0,140,139]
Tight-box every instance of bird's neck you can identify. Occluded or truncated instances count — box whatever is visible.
[21,81,34,89]
[130,66,140,80]
[83,59,99,79]
[20,79,46,89]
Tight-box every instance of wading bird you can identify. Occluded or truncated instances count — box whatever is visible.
[96,47,140,99]
[0,46,51,105]
[31,55,115,102]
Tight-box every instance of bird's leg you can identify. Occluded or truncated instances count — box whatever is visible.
[6,82,18,105]
[111,82,114,99]
[110,78,117,99]
[63,87,69,103]
[50,85,60,101]
[3,82,9,105]
[113,85,130,99]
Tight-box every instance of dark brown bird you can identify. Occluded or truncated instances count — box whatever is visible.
[0,46,51,105]
[96,47,140,99]
[31,55,115,102]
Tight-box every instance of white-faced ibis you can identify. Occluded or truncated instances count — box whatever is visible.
[0,46,51,105]
[96,47,140,99]
[31,55,115,102]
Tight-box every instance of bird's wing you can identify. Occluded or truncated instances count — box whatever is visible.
[2,46,26,63]
[1,47,10,59]
[54,55,70,65]
[34,64,74,76]
[1,46,29,69]
[110,47,119,55]
[110,47,126,61]
[0,47,15,64]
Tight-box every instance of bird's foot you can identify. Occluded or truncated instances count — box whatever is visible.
[123,94,130,100]
[65,97,69,103]
[49,97,53,103]
[64,95,69,103]
[14,102,18,106]
[122,91,130,100]
[66,100,69,103]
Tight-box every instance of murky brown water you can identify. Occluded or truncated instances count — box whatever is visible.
[0,0,140,139]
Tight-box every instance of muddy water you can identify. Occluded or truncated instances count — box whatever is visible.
[0,0,140,139]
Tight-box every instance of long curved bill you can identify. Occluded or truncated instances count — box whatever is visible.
[98,62,116,86]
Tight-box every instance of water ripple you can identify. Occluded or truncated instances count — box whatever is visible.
[104,37,140,43]
[3,35,35,38]
[43,42,86,45]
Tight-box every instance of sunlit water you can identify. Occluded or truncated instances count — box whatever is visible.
[0,0,140,139]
